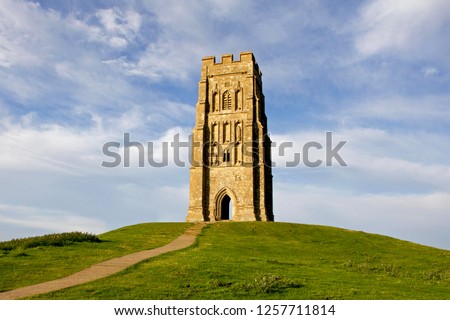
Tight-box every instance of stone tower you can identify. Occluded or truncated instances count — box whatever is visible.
[186,52,274,222]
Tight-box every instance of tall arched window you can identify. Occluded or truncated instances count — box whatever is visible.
[223,91,231,110]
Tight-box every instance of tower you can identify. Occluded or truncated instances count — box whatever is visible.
[186,52,273,222]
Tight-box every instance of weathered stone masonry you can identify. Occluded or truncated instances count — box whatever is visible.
[186,52,274,222]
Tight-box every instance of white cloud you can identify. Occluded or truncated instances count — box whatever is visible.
[96,8,141,33]
[0,0,150,113]
[271,127,450,193]
[0,108,195,175]
[0,203,107,236]
[275,184,450,249]
[109,36,128,48]
[355,0,450,57]
[0,113,112,174]
[93,7,142,48]
[0,120,192,241]
[338,95,450,125]
[0,0,49,67]
[423,67,438,77]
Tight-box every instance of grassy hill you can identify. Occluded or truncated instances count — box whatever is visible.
[0,223,191,292]
[1,222,449,299]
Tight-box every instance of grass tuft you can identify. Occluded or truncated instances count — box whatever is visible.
[0,232,101,251]
[237,274,303,294]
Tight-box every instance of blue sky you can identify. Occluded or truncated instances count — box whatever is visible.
[0,0,449,249]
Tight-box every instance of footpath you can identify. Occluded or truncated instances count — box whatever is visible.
[0,223,206,300]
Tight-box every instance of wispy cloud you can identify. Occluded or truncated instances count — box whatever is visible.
[275,184,450,249]
[354,0,450,58]
[0,203,107,235]
[338,95,450,126]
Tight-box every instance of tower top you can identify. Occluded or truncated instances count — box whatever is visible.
[201,51,262,76]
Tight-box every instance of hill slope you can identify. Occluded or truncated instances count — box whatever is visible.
[0,223,191,292]
[31,222,449,300]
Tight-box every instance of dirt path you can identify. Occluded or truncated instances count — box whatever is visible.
[0,223,207,300]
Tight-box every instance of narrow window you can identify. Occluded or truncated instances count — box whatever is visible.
[223,91,231,110]
[223,149,230,163]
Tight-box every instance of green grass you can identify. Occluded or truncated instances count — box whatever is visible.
[0,232,100,251]
[30,222,450,300]
[0,223,191,292]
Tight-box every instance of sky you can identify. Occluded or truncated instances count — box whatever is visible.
[0,0,449,249]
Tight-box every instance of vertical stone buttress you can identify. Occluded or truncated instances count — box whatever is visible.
[186,52,273,222]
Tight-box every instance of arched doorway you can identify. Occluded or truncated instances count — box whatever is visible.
[215,188,236,221]
[220,195,233,220]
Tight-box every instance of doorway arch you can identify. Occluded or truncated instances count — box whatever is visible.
[215,188,237,221]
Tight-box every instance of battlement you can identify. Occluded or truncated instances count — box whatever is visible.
[202,51,261,75]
